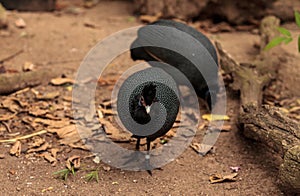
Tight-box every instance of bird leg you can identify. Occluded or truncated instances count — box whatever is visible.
[135,138,140,150]
[146,138,152,175]
[146,138,151,151]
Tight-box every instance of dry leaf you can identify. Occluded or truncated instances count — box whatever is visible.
[15,18,26,28]
[229,166,241,172]
[101,99,115,108]
[202,114,230,121]
[289,106,300,113]
[62,96,73,102]
[51,148,60,158]
[93,156,101,164]
[103,166,111,171]
[34,118,70,128]
[279,107,289,114]
[36,91,60,100]
[139,13,162,23]
[48,125,81,146]
[190,143,213,155]
[1,98,21,112]
[209,173,238,183]
[44,114,62,120]
[41,186,54,193]
[84,21,97,28]
[10,141,21,157]
[99,118,119,135]
[221,124,232,132]
[29,108,48,116]
[68,143,89,150]
[97,108,104,119]
[198,123,206,130]
[98,78,117,86]
[28,136,45,148]
[39,152,57,165]
[98,107,117,115]
[50,78,74,86]
[66,155,80,170]
[27,142,50,153]
[23,62,35,72]
[0,112,17,121]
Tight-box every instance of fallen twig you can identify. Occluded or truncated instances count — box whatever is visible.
[0,129,47,143]
[0,121,12,133]
[0,49,24,64]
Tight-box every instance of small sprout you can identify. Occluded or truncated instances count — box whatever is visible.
[277,27,291,37]
[295,11,300,28]
[264,11,300,52]
[264,36,290,51]
[53,166,75,181]
[85,170,99,183]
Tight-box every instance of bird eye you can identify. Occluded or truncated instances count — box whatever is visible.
[140,96,145,105]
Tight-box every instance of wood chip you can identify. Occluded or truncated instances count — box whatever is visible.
[50,77,74,86]
[36,91,60,100]
[10,141,21,157]
[209,173,238,183]
[23,62,35,72]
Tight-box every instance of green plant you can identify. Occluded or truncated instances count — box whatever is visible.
[85,168,100,183]
[53,166,76,181]
[264,11,300,52]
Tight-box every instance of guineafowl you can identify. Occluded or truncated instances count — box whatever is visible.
[118,67,179,150]
[130,19,219,110]
[117,67,180,173]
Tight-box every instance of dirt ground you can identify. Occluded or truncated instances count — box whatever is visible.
[0,1,299,195]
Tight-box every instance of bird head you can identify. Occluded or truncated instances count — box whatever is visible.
[139,83,158,114]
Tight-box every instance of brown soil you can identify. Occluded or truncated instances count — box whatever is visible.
[0,1,299,195]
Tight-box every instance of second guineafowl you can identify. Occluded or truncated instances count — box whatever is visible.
[130,19,219,110]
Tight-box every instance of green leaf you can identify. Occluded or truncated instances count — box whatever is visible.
[53,169,71,181]
[277,27,291,37]
[264,36,286,51]
[85,171,99,183]
[298,35,300,53]
[283,37,293,44]
[295,11,300,28]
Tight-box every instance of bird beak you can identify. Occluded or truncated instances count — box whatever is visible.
[145,105,151,114]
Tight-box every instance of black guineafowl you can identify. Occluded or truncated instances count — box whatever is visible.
[130,19,219,110]
[117,67,179,157]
